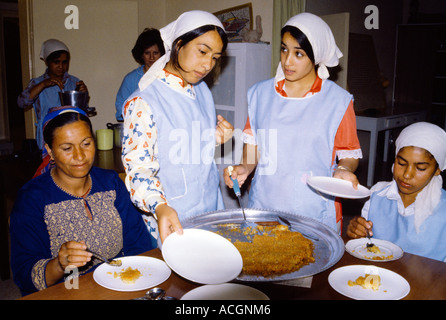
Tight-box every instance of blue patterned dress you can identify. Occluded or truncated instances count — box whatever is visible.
[10,167,156,296]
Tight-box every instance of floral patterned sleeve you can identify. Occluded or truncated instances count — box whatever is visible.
[121,96,167,214]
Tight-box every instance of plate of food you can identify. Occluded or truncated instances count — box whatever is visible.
[307,176,370,199]
[93,256,171,292]
[328,265,410,300]
[345,238,404,261]
[161,229,243,284]
[181,283,269,300]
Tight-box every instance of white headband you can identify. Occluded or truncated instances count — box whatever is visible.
[394,122,446,233]
[40,39,69,61]
[396,122,446,171]
[138,10,224,91]
[276,12,342,80]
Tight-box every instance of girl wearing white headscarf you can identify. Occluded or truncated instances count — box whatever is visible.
[224,13,362,232]
[18,39,89,177]
[122,11,233,244]
[348,122,446,261]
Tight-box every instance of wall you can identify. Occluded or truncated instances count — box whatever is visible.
[133,0,165,32]
[19,0,274,139]
[161,0,273,43]
[134,0,273,42]
[20,0,139,137]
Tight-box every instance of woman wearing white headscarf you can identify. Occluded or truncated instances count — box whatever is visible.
[122,11,233,244]
[348,122,446,261]
[224,13,362,232]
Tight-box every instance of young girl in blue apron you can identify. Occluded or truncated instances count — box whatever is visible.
[18,39,89,177]
[225,13,362,233]
[347,122,446,261]
[122,11,233,244]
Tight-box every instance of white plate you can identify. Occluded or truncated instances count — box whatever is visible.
[181,283,269,300]
[162,229,243,284]
[93,256,171,292]
[307,176,371,199]
[345,238,404,262]
[328,265,410,300]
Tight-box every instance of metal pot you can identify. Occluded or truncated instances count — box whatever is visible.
[59,90,89,109]
[106,122,124,148]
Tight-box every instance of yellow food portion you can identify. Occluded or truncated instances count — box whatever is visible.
[364,244,394,260]
[109,259,122,266]
[366,244,381,254]
[232,225,315,277]
[370,254,394,261]
[348,274,381,291]
[119,267,142,284]
[108,267,142,284]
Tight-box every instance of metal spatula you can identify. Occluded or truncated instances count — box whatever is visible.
[228,166,258,232]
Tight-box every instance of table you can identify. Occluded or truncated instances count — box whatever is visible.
[20,239,446,300]
[356,111,426,187]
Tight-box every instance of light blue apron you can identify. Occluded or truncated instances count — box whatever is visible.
[137,78,224,223]
[368,186,446,261]
[247,78,351,230]
[34,74,79,150]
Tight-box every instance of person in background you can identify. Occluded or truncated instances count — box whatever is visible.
[224,13,362,233]
[347,122,446,262]
[115,28,165,121]
[10,107,156,296]
[17,39,89,177]
[122,10,233,244]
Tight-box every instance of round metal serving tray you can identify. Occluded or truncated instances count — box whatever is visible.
[181,208,344,282]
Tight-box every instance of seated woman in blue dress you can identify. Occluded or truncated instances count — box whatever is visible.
[347,122,446,262]
[10,107,157,296]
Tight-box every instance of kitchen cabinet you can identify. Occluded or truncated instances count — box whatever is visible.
[204,42,271,207]
[393,24,446,129]
[206,42,271,129]
[432,32,446,129]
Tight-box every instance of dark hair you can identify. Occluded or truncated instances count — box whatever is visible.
[43,112,93,148]
[281,25,315,64]
[131,28,165,64]
[46,50,70,63]
[170,25,228,72]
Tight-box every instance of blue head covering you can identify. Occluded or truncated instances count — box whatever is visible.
[42,106,87,131]
[34,106,89,179]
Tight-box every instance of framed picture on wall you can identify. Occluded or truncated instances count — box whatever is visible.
[214,3,253,42]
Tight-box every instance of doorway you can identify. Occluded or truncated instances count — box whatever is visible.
[0,8,24,155]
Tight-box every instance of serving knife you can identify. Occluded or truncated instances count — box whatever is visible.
[277,216,320,241]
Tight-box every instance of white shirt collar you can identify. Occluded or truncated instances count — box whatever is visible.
[376,180,415,216]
